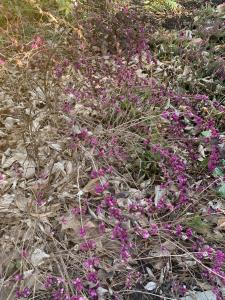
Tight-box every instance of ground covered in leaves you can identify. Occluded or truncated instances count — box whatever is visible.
[0,1,225,300]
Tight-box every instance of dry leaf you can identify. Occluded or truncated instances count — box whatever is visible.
[49,143,62,151]
[0,194,15,211]
[15,195,30,211]
[144,281,157,291]
[181,288,225,300]
[22,159,36,179]
[3,117,19,130]
[217,218,225,230]
[31,249,50,266]
[61,212,80,231]
[83,178,100,193]
[52,161,65,175]
[154,185,166,206]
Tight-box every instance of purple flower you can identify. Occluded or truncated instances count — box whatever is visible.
[176,225,183,236]
[95,182,109,194]
[194,94,208,101]
[104,195,117,207]
[83,257,100,269]
[14,273,23,282]
[16,287,31,299]
[98,222,106,234]
[88,288,98,298]
[72,278,84,292]
[79,240,96,252]
[86,271,98,283]
[186,228,193,239]
[112,224,128,242]
[120,244,131,260]
[137,228,150,239]
[214,250,225,269]
[90,170,98,178]
[161,111,170,119]
[22,287,31,298]
[208,145,220,172]
[109,207,122,220]
[150,224,159,236]
[79,227,86,237]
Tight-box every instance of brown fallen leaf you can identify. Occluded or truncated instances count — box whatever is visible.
[83,178,100,194]
[217,218,225,230]
[31,248,50,266]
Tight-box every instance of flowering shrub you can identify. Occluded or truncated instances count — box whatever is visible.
[1,1,225,300]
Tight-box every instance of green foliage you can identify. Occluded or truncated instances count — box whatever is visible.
[212,160,225,197]
[201,130,212,138]
[56,0,73,16]
[144,0,179,12]
[1,0,57,26]
[213,167,224,177]
[186,215,210,234]
[218,182,225,197]
[1,0,39,25]
[141,150,161,177]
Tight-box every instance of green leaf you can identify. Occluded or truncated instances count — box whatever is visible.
[201,130,212,137]
[213,167,224,177]
[186,215,210,234]
[56,0,72,15]
[218,182,225,197]
[144,0,179,12]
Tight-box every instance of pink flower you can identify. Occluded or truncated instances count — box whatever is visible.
[106,166,113,174]
[0,172,5,181]
[31,36,44,49]
[20,249,28,258]
[0,58,5,65]
[63,101,72,113]
[90,136,98,146]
